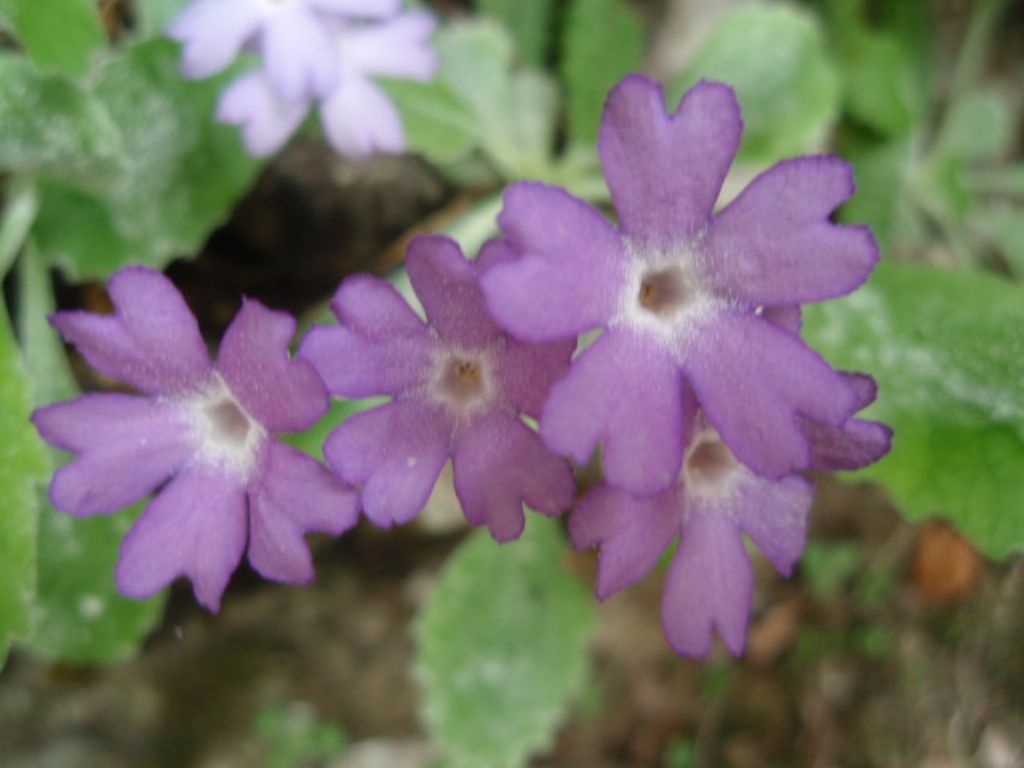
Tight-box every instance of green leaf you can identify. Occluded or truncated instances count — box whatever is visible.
[0,177,38,276]
[0,296,48,665]
[971,204,1024,277]
[0,0,105,77]
[0,55,124,191]
[938,86,1017,163]
[134,0,191,38]
[380,78,478,165]
[418,517,595,768]
[839,31,919,137]
[560,0,645,146]
[478,0,555,68]
[31,39,263,279]
[670,3,840,164]
[804,262,1024,558]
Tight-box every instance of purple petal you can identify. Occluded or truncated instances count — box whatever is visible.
[169,0,264,79]
[684,312,858,479]
[761,305,802,334]
[732,474,813,577]
[300,275,433,398]
[481,184,626,341]
[804,418,893,472]
[247,440,360,584]
[341,12,438,81]
[705,157,879,305]
[840,371,878,410]
[325,400,450,527]
[32,394,194,517]
[495,336,575,420]
[662,511,752,657]
[217,299,328,433]
[452,412,575,542]
[406,235,501,347]
[541,330,689,496]
[306,0,400,16]
[321,71,404,158]
[600,76,741,244]
[570,484,681,600]
[116,464,247,612]
[50,267,211,396]
[217,71,310,157]
[263,4,338,101]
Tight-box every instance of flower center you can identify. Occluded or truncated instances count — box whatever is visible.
[188,374,266,480]
[428,347,497,421]
[684,432,741,498]
[638,266,692,318]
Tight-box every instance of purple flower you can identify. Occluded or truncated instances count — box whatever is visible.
[169,0,401,102]
[31,267,359,611]
[571,382,891,657]
[300,235,576,541]
[216,11,438,158]
[480,75,881,495]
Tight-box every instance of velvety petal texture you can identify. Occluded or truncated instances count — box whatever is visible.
[341,12,438,80]
[262,4,338,102]
[321,71,405,158]
[216,71,310,157]
[169,0,263,79]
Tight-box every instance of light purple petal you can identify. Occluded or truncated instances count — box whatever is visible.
[761,305,802,334]
[570,484,681,600]
[321,70,404,158]
[481,184,626,341]
[684,312,858,479]
[116,464,247,612]
[732,474,813,577]
[325,400,450,527]
[217,71,310,157]
[217,299,328,433]
[495,336,575,420]
[300,275,433,398]
[452,412,575,542]
[341,12,438,81]
[247,440,360,584]
[705,157,879,305]
[406,235,501,347]
[50,267,212,396]
[804,417,893,472]
[263,4,338,101]
[600,76,741,244]
[840,371,878,410]
[662,511,752,657]
[306,0,400,16]
[541,330,689,496]
[32,394,194,518]
[169,0,264,79]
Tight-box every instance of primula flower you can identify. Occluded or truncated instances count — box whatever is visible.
[300,235,576,541]
[169,0,401,102]
[216,11,438,157]
[571,379,891,657]
[31,267,358,611]
[481,75,880,495]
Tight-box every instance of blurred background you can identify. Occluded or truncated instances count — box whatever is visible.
[0,0,1022,766]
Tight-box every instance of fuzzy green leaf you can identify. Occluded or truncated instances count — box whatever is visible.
[478,0,555,67]
[0,0,105,77]
[418,517,595,768]
[805,262,1024,558]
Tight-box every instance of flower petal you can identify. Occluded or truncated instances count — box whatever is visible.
[300,275,433,398]
[340,11,438,80]
[684,311,858,479]
[761,305,802,334]
[541,330,689,496]
[116,464,247,612]
[169,0,263,79]
[452,413,575,542]
[217,71,310,157]
[406,235,501,347]
[600,76,741,244]
[217,299,328,433]
[325,400,449,527]
[662,511,752,657]
[704,157,879,305]
[50,267,212,396]
[495,336,575,420]
[321,70,404,158]
[247,440,360,584]
[732,473,813,577]
[307,0,400,16]
[481,183,627,341]
[32,394,194,517]
[263,4,338,101]
[804,418,893,472]
[570,484,681,600]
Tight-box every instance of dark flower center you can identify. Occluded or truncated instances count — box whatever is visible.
[686,438,737,487]
[205,398,251,444]
[638,267,691,317]
[442,357,484,402]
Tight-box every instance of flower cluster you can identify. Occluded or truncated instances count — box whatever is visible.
[169,0,437,157]
[33,75,891,656]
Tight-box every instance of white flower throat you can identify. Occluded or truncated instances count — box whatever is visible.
[427,345,498,422]
[187,373,266,479]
